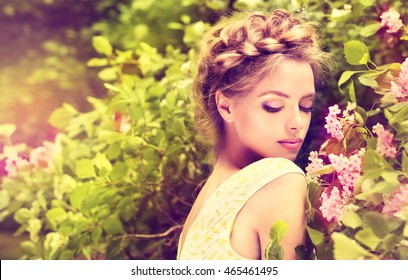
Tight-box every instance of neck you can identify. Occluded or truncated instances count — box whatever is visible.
[215,139,263,170]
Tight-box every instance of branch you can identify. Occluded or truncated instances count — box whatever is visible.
[113,225,183,240]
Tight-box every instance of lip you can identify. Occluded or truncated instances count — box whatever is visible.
[278,138,303,151]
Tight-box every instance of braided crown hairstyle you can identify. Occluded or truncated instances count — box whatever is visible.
[193,9,334,149]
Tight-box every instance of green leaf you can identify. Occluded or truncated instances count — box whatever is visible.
[363,212,389,238]
[70,183,91,210]
[362,149,393,179]
[403,223,408,238]
[205,0,228,10]
[92,36,113,56]
[173,118,187,136]
[59,250,74,260]
[82,246,91,260]
[355,105,368,122]
[103,83,121,93]
[14,208,33,224]
[123,137,144,153]
[306,226,324,246]
[233,0,263,9]
[20,240,38,256]
[46,208,68,230]
[91,227,103,243]
[94,153,113,175]
[75,159,96,179]
[87,58,109,67]
[269,220,288,241]
[331,8,351,19]
[167,22,184,30]
[381,234,400,251]
[358,74,378,88]
[380,171,400,190]
[402,152,408,174]
[102,215,124,235]
[370,180,398,194]
[342,208,363,229]
[332,232,377,260]
[48,103,78,129]
[265,220,288,260]
[0,191,10,210]
[98,130,123,144]
[389,101,408,112]
[389,101,408,123]
[0,124,16,138]
[110,162,128,181]
[338,71,361,90]
[346,79,356,102]
[98,67,117,81]
[359,0,375,6]
[355,227,382,250]
[360,22,381,37]
[0,210,10,223]
[344,40,370,65]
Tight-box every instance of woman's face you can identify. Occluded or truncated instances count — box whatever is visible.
[227,59,316,162]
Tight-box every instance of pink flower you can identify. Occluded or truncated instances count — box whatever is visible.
[380,8,404,34]
[306,151,325,176]
[372,123,397,158]
[114,113,131,134]
[320,187,347,222]
[324,105,344,140]
[328,149,365,196]
[4,150,30,177]
[391,58,408,101]
[30,144,55,169]
[382,185,408,217]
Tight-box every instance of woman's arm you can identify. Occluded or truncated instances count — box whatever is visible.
[249,172,307,260]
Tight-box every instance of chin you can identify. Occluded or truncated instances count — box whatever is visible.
[280,153,298,161]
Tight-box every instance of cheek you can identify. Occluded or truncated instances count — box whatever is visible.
[304,115,312,131]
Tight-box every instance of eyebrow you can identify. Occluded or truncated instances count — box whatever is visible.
[259,90,316,99]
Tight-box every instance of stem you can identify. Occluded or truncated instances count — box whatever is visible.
[113,225,183,240]
[368,61,378,70]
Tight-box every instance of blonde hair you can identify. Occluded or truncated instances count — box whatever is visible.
[193,9,334,149]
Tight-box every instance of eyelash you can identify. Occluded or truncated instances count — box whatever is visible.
[300,106,315,113]
[262,104,315,113]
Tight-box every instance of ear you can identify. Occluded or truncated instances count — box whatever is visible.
[215,91,233,123]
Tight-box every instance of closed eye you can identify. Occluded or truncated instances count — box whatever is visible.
[300,106,315,113]
[262,104,283,113]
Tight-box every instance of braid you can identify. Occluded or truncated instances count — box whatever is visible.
[193,9,334,148]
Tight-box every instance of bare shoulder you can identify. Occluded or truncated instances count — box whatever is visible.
[244,172,307,259]
[246,172,307,213]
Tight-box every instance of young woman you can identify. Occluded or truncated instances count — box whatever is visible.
[177,9,333,260]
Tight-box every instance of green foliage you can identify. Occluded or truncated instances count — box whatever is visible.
[344,40,370,65]
[265,220,288,260]
[1,0,408,260]
[306,41,408,259]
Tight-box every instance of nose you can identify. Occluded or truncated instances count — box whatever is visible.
[286,108,304,134]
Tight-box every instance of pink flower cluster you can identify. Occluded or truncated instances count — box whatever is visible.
[320,187,347,222]
[4,143,56,177]
[372,123,397,158]
[328,149,365,196]
[319,149,365,222]
[4,150,30,177]
[391,57,408,101]
[382,184,408,217]
[324,105,344,140]
[306,151,325,176]
[380,8,404,34]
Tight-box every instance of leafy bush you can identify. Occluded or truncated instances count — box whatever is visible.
[306,42,408,259]
[0,0,407,259]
